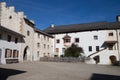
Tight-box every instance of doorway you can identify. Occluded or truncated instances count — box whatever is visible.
[109,55,117,64]
[23,46,30,61]
[93,55,100,64]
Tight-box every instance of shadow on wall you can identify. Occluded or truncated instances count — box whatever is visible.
[90,73,120,80]
[0,68,26,80]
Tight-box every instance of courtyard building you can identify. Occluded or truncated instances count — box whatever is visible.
[0,2,120,65]
[44,21,120,65]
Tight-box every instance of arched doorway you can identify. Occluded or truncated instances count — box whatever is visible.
[109,55,117,64]
[0,49,2,63]
[23,46,30,61]
[93,55,100,64]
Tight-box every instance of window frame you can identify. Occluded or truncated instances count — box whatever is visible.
[7,35,11,42]
[75,38,79,43]
[109,32,113,36]
[15,37,18,44]
[89,46,92,52]
[56,39,60,43]
[94,35,98,40]
[96,46,99,51]
[27,31,30,36]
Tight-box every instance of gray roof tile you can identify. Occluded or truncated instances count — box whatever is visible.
[43,22,120,34]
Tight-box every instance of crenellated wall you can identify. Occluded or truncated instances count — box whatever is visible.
[0,2,24,33]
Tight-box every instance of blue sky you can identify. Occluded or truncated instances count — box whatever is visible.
[0,0,120,29]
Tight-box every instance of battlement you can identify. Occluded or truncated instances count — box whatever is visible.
[0,2,6,7]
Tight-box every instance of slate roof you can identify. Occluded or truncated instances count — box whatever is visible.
[0,26,25,37]
[35,28,54,38]
[43,22,120,34]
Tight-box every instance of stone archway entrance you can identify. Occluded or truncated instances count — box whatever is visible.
[23,46,30,61]
[109,55,117,65]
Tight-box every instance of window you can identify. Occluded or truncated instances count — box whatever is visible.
[15,38,18,43]
[64,39,71,43]
[37,43,40,47]
[13,50,19,58]
[48,53,50,56]
[0,34,2,39]
[62,48,65,53]
[9,16,12,19]
[38,33,40,38]
[75,38,79,43]
[63,34,71,43]
[48,45,49,49]
[37,51,39,57]
[27,31,30,36]
[109,32,113,36]
[96,46,99,51]
[56,39,60,43]
[44,44,46,48]
[94,35,98,40]
[89,46,92,52]
[5,49,12,58]
[44,36,46,40]
[7,35,11,42]
[47,37,49,41]
[56,48,59,53]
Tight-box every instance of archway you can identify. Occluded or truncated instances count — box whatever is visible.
[109,55,117,64]
[23,46,30,61]
[93,55,100,64]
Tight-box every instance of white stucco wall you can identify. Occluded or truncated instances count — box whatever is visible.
[54,30,107,57]
[0,30,21,64]
[53,30,120,65]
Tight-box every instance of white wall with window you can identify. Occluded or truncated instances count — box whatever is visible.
[0,30,22,64]
[53,30,120,64]
[54,30,107,57]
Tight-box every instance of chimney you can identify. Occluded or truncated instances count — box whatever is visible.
[51,24,55,28]
[116,15,120,22]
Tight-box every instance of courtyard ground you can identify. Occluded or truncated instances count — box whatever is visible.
[0,61,120,80]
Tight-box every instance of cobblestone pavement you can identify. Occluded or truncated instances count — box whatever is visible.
[0,61,120,80]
